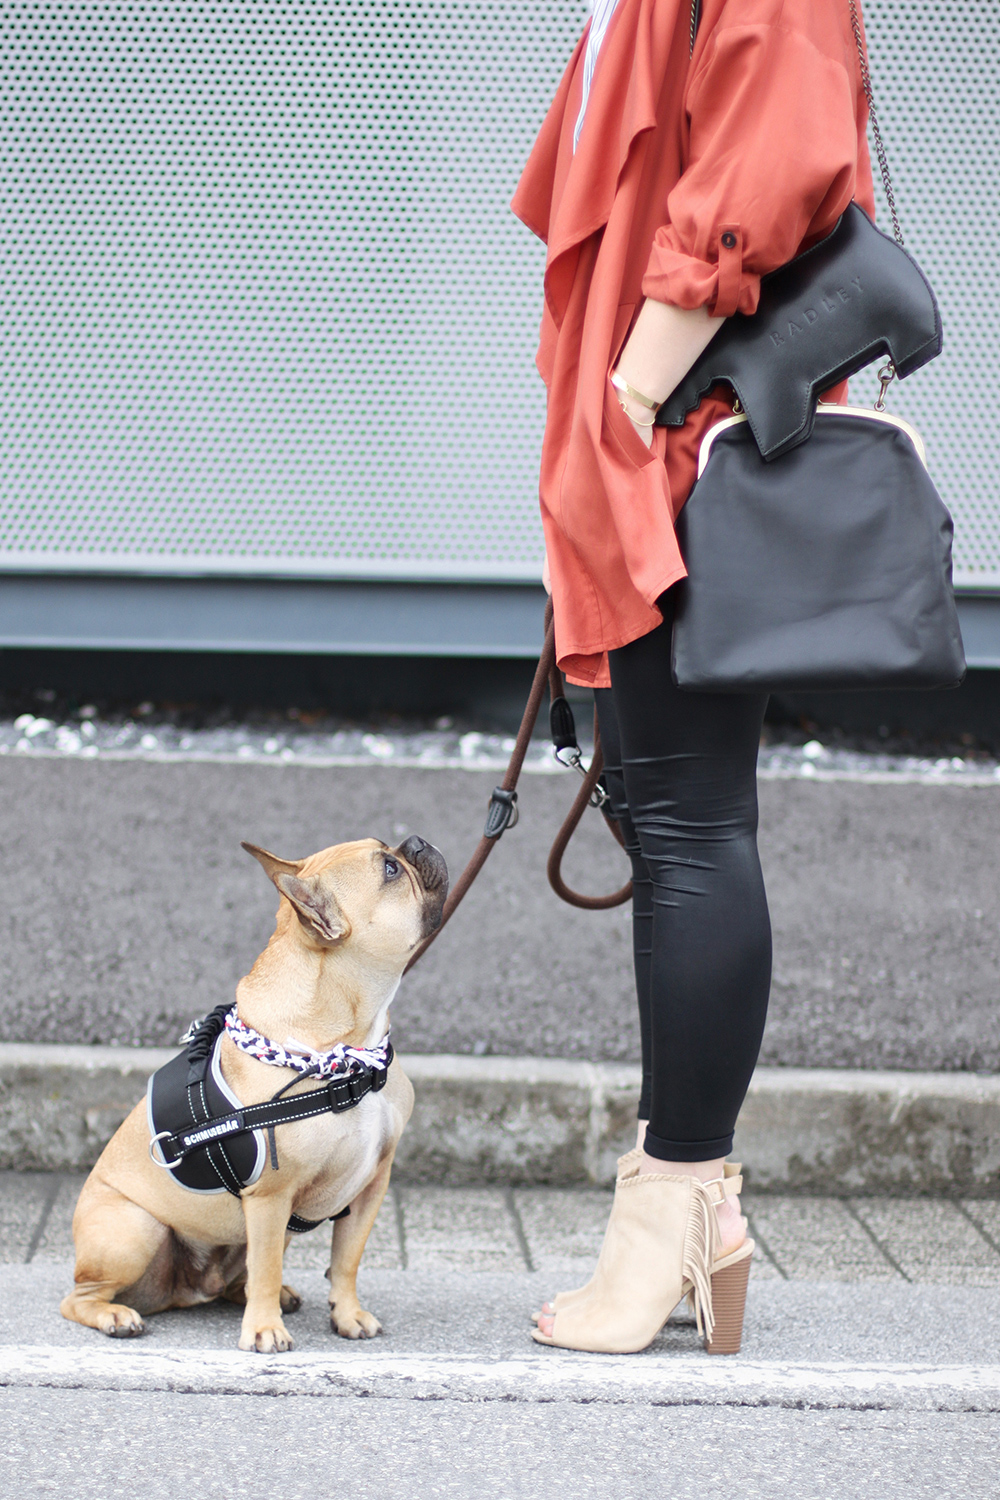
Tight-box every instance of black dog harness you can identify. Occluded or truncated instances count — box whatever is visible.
[147,1004,392,1233]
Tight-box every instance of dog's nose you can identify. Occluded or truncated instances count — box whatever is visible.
[396,834,449,898]
[398,835,429,862]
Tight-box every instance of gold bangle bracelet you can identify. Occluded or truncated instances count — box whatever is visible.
[617,399,656,428]
[610,370,661,412]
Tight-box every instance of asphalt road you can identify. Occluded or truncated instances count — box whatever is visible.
[3,1390,997,1500]
[1,757,998,1070]
[6,1252,1000,1500]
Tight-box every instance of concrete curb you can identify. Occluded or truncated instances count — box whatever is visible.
[1,1044,999,1193]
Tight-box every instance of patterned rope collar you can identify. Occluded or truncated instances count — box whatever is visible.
[181,1006,391,1082]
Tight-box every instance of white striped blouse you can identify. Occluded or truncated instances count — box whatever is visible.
[573,0,622,153]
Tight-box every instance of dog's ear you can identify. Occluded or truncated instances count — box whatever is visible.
[241,842,304,882]
[274,873,351,946]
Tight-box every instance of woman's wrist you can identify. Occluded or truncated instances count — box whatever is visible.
[610,372,656,424]
[616,390,657,427]
[616,299,725,409]
[611,368,661,419]
[610,371,657,445]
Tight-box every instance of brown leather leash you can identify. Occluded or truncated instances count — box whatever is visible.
[405,601,632,974]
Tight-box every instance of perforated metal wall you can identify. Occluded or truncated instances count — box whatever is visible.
[1,1,997,586]
[855,0,1000,587]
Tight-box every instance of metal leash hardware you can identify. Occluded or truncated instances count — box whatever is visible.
[403,602,634,973]
[484,786,518,837]
[548,664,610,811]
[874,361,897,411]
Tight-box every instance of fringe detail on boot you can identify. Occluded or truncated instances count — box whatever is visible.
[682,1179,722,1343]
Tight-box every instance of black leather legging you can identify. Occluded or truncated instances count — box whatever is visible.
[594,593,771,1161]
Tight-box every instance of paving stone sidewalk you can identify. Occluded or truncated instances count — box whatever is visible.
[4,1173,1000,1287]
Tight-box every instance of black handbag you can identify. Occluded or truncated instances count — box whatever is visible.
[671,406,964,691]
[663,0,965,693]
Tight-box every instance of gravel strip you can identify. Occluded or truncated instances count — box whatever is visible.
[2,715,998,783]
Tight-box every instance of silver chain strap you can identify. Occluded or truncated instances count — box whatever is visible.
[848,0,903,246]
[690,0,903,248]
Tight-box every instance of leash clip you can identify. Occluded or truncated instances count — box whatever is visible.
[589,773,611,811]
[554,744,584,772]
[484,787,519,839]
[556,742,607,810]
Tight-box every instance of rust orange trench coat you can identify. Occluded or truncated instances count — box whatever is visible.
[512,0,876,686]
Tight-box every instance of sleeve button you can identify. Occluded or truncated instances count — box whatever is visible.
[721,231,738,249]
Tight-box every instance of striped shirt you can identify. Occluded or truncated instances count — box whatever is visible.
[573,0,621,153]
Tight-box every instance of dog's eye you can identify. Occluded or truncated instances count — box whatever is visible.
[383,857,401,881]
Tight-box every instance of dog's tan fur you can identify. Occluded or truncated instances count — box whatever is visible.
[61,835,447,1352]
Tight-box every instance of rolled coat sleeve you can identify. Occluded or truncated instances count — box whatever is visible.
[642,19,861,316]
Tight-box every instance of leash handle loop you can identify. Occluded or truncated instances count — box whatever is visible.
[546,712,633,911]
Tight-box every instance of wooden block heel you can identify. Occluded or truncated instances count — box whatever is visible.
[704,1248,752,1355]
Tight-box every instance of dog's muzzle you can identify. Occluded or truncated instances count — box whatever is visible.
[396,834,449,932]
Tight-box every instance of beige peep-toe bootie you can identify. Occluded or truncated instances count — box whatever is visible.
[531,1168,727,1355]
[531,1159,745,1331]
[530,1149,643,1326]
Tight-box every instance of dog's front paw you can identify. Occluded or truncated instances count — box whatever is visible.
[239,1319,294,1354]
[97,1305,145,1339]
[330,1302,382,1340]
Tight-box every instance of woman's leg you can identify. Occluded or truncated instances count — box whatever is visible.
[536,600,770,1346]
[532,692,659,1327]
[608,598,771,1174]
[594,687,653,1133]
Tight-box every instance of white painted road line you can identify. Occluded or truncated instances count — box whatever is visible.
[3,1346,1000,1412]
